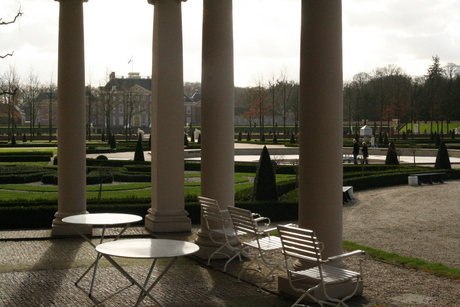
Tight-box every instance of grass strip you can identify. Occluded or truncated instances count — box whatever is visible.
[343,240,460,280]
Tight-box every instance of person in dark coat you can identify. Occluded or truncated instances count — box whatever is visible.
[362,141,369,164]
[353,139,359,164]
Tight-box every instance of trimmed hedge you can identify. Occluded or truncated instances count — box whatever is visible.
[0,155,52,162]
[0,165,56,184]
[0,201,297,230]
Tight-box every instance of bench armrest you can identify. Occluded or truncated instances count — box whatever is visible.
[326,250,367,262]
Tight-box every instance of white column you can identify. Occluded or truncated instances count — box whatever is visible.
[297,0,343,262]
[145,0,191,232]
[52,0,90,236]
[194,0,236,259]
[278,0,354,299]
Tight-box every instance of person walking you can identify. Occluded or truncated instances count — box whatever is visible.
[353,139,359,164]
[362,141,369,164]
[370,134,378,148]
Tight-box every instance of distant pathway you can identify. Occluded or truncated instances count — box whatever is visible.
[343,180,460,269]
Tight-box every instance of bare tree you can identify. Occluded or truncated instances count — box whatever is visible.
[45,81,57,142]
[1,67,21,141]
[86,84,97,141]
[121,85,137,141]
[97,85,118,138]
[0,8,23,62]
[276,78,297,136]
[267,73,279,134]
[250,76,271,139]
[23,71,43,140]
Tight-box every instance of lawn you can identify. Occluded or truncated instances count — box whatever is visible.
[0,173,295,203]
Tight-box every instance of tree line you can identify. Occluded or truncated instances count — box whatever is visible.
[344,56,460,135]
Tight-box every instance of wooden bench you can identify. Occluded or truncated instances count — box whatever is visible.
[343,186,353,204]
[408,172,446,186]
[343,154,361,164]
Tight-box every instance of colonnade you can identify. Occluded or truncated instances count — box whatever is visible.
[51,0,344,285]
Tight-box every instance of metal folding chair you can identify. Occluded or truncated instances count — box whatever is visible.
[199,196,241,271]
[277,224,367,307]
[227,206,283,289]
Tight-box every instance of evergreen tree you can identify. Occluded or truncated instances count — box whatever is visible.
[434,141,451,169]
[251,146,278,201]
[385,141,399,165]
[290,133,296,144]
[11,134,16,145]
[272,133,278,144]
[22,133,26,142]
[237,131,242,141]
[134,133,145,162]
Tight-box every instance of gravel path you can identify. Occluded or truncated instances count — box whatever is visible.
[343,180,460,269]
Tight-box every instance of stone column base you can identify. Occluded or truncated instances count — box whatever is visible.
[145,208,191,233]
[51,211,92,236]
[51,219,92,236]
[278,275,363,303]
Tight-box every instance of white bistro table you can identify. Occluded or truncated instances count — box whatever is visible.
[62,213,143,297]
[96,238,200,307]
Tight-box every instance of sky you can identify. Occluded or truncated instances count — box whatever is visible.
[1,0,460,87]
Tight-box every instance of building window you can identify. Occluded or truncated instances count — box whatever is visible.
[187,106,191,114]
[119,116,123,125]
[118,104,123,113]
[134,116,140,127]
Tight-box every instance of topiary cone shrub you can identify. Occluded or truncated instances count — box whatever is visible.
[385,141,399,165]
[251,146,278,201]
[272,133,278,144]
[184,133,189,147]
[134,133,145,162]
[290,133,296,144]
[110,134,117,150]
[435,133,441,147]
[434,141,451,169]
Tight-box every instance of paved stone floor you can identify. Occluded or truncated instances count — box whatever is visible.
[0,228,289,307]
[1,222,459,307]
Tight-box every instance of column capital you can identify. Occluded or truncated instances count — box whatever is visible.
[147,0,187,5]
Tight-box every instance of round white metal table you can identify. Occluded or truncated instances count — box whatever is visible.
[96,239,199,307]
[62,213,143,297]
